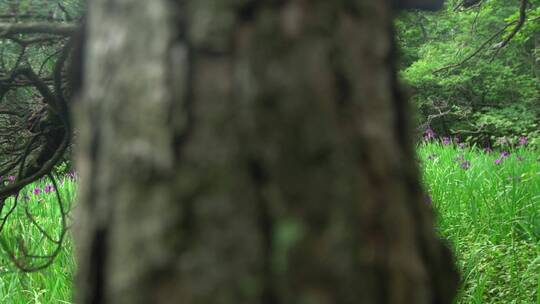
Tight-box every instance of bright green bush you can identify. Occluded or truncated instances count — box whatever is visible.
[397,0,540,147]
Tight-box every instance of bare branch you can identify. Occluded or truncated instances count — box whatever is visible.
[437,0,534,72]
[0,22,76,37]
[490,0,528,60]
[434,21,515,73]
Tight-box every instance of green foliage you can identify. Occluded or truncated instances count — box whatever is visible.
[397,0,540,147]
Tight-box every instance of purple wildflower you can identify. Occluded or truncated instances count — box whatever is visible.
[460,160,471,170]
[7,175,15,182]
[33,188,41,195]
[454,136,461,143]
[44,184,55,194]
[442,137,451,145]
[494,158,502,165]
[500,151,510,158]
[518,136,528,146]
[423,128,436,141]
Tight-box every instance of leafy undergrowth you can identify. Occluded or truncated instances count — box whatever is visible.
[419,141,540,304]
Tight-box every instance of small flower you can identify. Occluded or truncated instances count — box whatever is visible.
[494,158,503,165]
[44,184,55,194]
[484,147,493,154]
[518,136,528,146]
[423,128,436,141]
[454,136,461,143]
[442,137,451,145]
[7,175,15,182]
[460,160,471,170]
[458,143,467,149]
[500,151,510,158]
[33,188,41,195]
[66,172,77,180]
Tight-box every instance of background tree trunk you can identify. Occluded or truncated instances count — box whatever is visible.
[74,0,458,303]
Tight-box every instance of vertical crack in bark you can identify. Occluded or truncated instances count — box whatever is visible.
[77,111,110,304]
[161,0,198,258]
[88,227,108,304]
[247,158,278,304]
[333,64,352,108]
[85,124,102,303]
[168,1,195,161]
[171,45,195,160]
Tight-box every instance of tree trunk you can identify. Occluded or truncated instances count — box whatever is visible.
[74,0,458,303]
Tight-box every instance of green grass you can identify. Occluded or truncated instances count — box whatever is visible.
[0,176,76,303]
[419,142,540,303]
[0,143,538,303]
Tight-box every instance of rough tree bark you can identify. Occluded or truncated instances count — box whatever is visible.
[74,0,458,303]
